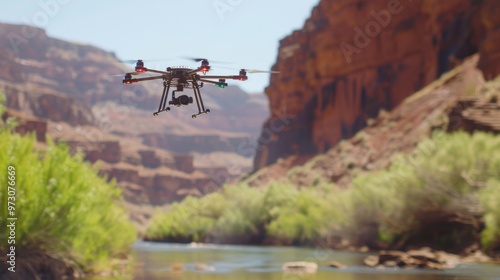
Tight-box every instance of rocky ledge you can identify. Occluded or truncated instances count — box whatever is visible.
[363,247,493,270]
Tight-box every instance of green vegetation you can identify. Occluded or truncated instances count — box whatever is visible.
[479,179,500,250]
[0,92,136,275]
[146,131,500,253]
[337,132,500,251]
[146,183,336,245]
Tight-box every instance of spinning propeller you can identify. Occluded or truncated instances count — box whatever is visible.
[216,66,280,74]
[118,58,171,64]
[182,56,233,65]
[241,68,280,74]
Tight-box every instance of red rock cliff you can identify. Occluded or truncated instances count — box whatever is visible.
[254,0,500,171]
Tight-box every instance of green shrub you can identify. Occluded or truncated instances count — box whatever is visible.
[146,182,336,245]
[146,131,500,252]
[0,129,136,272]
[267,188,333,244]
[145,196,215,242]
[479,179,500,250]
[336,131,500,250]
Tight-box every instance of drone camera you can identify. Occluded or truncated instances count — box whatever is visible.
[169,95,193,106]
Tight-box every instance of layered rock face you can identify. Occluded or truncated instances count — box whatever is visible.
[0,23,136,105]
[142,133,250,154]
[254,0,500,171]
[247,55,500,188]
[477,0,500,79]
[2,109,48,142]
[1,83,94,125]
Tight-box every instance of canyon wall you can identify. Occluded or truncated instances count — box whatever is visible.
[254,0,500,171]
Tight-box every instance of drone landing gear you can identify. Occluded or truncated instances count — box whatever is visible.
[152,79,211,119]
[190,80,210,119]
[153,107,170,116]
[153,81,171,116]
[191,109,210,119]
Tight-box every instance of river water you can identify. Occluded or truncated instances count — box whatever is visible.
[97,241,500,280]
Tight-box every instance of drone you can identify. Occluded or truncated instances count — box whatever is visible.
[122,58,277,118]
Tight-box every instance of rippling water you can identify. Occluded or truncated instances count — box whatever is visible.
[93,241,500,280]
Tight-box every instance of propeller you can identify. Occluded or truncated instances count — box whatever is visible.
[118,58,171,64]
[216,66,280,74]
[243,69,280,74]
[184,57,207,62]
[109,72,140,77]
[182,56,233,64]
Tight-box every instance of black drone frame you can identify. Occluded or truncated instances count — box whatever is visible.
[122,59,251,119]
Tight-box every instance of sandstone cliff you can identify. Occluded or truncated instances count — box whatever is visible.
[254,0,500,171]
[247,55,500,188]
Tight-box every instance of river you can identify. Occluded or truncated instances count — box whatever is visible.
[93,241,500,280]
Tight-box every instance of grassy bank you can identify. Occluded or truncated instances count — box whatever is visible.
[0,96,136,277]
[146,131,500,254]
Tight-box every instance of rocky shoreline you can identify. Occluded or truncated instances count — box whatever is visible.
[362,247,493,270]
[282,247,498,273]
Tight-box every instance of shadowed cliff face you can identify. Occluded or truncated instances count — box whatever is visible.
[246,55,500,189]
[254,0,500,171]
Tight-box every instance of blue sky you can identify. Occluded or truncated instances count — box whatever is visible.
[0,0,319,93]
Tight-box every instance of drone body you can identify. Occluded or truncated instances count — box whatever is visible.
[122,59,270,118]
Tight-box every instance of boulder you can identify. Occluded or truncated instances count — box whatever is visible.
[363,248,466,270]
[169,262,184,272]
[329,261,347,269]
[282,262,318,273]
[195,263,215,271]
[363,255,379,267]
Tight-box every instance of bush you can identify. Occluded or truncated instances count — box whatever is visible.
[145,196,216,242]
[0,129,136,273]
[336,131,500,251]
[479,179,500,251]
[146,131,500,253]
[146,182,336,245]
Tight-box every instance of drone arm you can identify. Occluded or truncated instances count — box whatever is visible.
[123,75,164,84]
[202,75,242,80]
[199,79,226,85]
[144,69,170,75]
